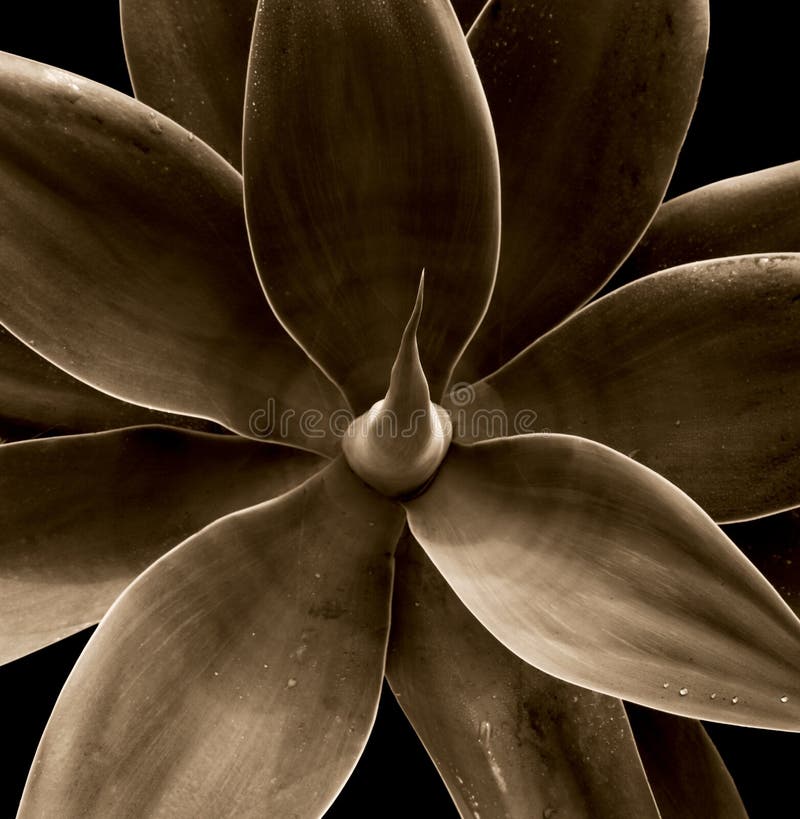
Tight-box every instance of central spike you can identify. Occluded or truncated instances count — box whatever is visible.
[342,273,452,497]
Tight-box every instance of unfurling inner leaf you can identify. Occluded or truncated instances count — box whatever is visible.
[343,275,452,497]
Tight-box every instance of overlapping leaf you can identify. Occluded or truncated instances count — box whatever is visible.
[406,436,800,729]
[388,531,660,818]
[620,161,800,284]
[19,458,404,817]
[121,0,256,167]
[453,254,800,522]
[0,426,321,664]
[0,53,344,455]
[244,0,500,412]
[454,0,709,381]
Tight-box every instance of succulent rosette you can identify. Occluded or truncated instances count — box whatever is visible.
[1,1,799,817]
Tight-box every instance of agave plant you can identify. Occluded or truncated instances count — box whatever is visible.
[1,1,799,817]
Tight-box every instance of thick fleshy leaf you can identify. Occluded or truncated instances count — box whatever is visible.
[453,0,709,382]
[387,531,660,819]
[452,254,800,522]
[620,161,800,284]
[121,0,256,167]
[405,436,800,730]
[627,705,747,819]
[0,53,345,455]
[244,0,500,412]
[450,0,486,31]
[0,426,322,664]
[724,510,800,618]
[20,457,404,817]
[1,325,220,442]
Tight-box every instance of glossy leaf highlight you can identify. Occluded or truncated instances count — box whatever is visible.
[0,325,215,442]
[244,0,500,412]
[387,531,660,818]
[19,458,404,817]
[0,426,321,664]
[0,53,344,454]
[621,161,800,283]
[454,254,800,522]
[455,0,709,381]
[406,436,800,730]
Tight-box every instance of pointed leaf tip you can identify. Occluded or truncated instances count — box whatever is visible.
[386,270,429,412]
[343,270,451,498]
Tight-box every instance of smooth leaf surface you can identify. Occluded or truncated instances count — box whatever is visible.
[387,531,660,819]
[121,0,256,167]
[0,426,321,664]
[1,325,218,442]
[244,0,500,412]
[453,0,709,382]
[453,254,800,522]
[620,161,800,283]
[627,705,747,819]
[20,457,404,817]
[725,510,800,618]
[0,53,344,455]
[406,436,800,730]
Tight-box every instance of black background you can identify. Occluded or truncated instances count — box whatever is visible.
[0,1,797,817]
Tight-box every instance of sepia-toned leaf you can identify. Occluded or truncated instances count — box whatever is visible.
[620,161,800,283]
[387,531,660,819]
[406,436,800,730]
[453,254,800,522]
[0,53,345,455]
[454,0,709,381]
[19,458,403,817]
[0,426,321,664]
[121,0,256,167]
[627,705,747,819]
[244,0,500,412]
[0,325,216,442]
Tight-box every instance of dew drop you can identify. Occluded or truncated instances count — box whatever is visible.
[63,82,82,103]
[780,695,789,703]
[679,687,688,696]
[478,720,492,744]
[710,692,717,699]
[147,111,163,135]
[731,696,739,704]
